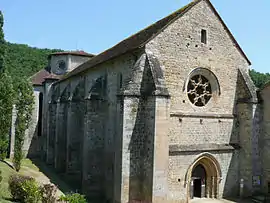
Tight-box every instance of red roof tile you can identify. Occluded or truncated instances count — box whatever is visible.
[31,69,61,85]
[49,51,95,58]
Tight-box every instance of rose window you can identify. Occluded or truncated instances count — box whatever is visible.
[187,74,212,107]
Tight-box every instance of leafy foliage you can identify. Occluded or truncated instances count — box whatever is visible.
[21,179,42,203]
[0,10,59,166]
[249,69,270,89]
[59,193,87,203]
[5,42,62,80]
[8,174,42,203]
[0,72,14,160]
[0,11,5,72]
[13,78,35,171]
[40,183,58,203]
[0,10,14,160]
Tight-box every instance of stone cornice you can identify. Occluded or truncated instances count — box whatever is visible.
[169,143,240,155]
[170,112,235,119]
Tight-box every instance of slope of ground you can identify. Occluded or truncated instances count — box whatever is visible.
[0,160,14,202]
[0,159,71,202]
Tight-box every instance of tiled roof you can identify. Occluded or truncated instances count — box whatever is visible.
[31,69,61,85]
[57,0,200,83]
[49,51,95,58]
[57,0,251,83]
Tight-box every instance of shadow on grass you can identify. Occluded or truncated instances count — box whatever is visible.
[29,158,74,194]
[2,197,17,203]
[2,160,15,170]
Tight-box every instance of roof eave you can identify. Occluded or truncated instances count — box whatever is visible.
[52,0,252,86]
[53,1,202,84]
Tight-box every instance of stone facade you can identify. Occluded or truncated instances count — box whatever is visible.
[259,84,270,194]
[10,0,269,202]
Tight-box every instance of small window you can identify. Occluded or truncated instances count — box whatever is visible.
[201,29,207,44]
[118,73,123,90]
[120,74,123,88]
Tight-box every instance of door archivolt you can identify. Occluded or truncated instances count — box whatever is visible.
[185,153,222,201]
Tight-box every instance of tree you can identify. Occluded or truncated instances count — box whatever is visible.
[0,11,14,160]
[13,78,34,171]
[5,42,63,80]
[0,72,14,160]
[249,69,270,89]
[0,11,4,72]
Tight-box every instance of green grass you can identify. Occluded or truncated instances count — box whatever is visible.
[0,161,15,202]
[0,159,42,202]
[0,158,72,202]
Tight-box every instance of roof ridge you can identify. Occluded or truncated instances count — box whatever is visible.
[111,0,201,49]
[56,0,201,83]
[55,0,250,84]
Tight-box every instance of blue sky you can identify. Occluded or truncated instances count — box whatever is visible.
[1,0,269,73]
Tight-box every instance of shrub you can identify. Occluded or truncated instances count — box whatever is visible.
[59,193,87,203]
[8,174,42,203]
[22,179,42,203]
[8,174,33,200]
[40,183,58,203]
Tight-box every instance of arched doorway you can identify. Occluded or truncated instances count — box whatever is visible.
[185,154,221,202]
[192,164,206,198]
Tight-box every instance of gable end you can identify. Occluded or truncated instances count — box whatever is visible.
[204,0,251,65]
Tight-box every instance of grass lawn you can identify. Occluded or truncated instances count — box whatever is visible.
[0,159,50,202]
[0,158,72,202]
[0,160,15,202]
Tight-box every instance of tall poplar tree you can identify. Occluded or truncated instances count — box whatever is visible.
[0,11,14,160]
[0,11,4,71]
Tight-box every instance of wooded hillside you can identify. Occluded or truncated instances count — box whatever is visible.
[4,42,270,89]
[5,42,62,80]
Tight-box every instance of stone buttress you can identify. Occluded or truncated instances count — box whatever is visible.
[115,52,170,203]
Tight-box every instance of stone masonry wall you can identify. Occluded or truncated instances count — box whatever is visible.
[41,1,258,202]
[145,0,252,201]
[168,151,238,200]
[70,55,91,72]
[82,98,106,201]
[146,0,250,115]
[66,101,85,189]
[47,102,56,165]
[45,52,137,202]
[120,96,155,203]
[260,85,270,193]
[236,71,259,196]
[21,86,43,158]
[43,81,56,162]
[55,102,68,173]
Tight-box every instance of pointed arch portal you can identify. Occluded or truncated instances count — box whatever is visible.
[185,154,221,201]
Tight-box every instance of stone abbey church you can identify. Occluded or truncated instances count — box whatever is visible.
[9,0,270,202]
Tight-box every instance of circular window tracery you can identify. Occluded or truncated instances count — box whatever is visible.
[187,74,212,107]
